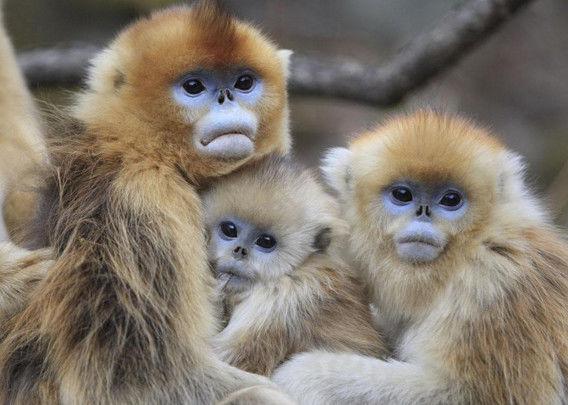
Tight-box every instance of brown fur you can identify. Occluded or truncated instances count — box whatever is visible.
[273,111,568,404]
[0,242,51,323]
[214,255,387,376]
[0,2,292,403]
[204,158,387,376]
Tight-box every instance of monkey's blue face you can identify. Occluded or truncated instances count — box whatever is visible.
[209,217,280,292]
[382,181,468,263]
[172,69,264,160]
[208,214,329,293]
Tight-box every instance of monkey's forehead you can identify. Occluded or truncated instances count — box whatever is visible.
[205,189,321,231]
[204,184,337,236]
[202,157,339,232]
[349,111,506,190]
[110,5,285,86]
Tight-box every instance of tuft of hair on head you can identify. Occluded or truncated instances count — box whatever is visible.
[192,0,236,44]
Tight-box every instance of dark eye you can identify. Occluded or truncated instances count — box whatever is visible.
[255,234,277,250]
[182,78,206,95]
[391,187,413,204]
[234,74,254,91]
[439,191,462,208]
[220,221,237,238]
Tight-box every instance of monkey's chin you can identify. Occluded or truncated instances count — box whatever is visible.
[197,134,254,160]
[396,241,443,264]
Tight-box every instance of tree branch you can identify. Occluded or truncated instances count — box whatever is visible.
[18,0,534,106]
[18,44,100,87]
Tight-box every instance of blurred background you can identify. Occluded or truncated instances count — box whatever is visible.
[4,0,568,224]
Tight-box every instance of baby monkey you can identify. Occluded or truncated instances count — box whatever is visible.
[203,156,387,376]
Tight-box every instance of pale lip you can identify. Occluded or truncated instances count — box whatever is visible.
[396,236,442,249]
[395,237,445,263]
[196,130,256,160]
[200,128,253,146]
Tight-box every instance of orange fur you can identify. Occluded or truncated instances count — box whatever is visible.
[0,2,292,403]
[274,111,568,404]
[74,1,290,182]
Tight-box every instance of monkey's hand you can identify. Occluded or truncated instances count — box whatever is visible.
[273,351,451,405]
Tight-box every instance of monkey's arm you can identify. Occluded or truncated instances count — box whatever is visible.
[211,262,339,376]
[214,257,386,376]
[213,290,293,376]
[273,351,451,405]
[305,259,388,358]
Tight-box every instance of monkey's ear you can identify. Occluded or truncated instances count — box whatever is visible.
[313,227,332,252]
[321,147,353,198]
[277,49,293,80]
[87,47,125,94]
[496,151,538,210]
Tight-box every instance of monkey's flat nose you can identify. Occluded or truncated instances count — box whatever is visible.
[217,89,234,104]
[232,246,248,258]
[416,205,432,218]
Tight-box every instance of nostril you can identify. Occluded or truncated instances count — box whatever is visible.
[241,248,248,256]
[416,206,424,216]
[226,89,234,101]
[218,91,225,104]
[233,246,241,254]
[425,206,432,217]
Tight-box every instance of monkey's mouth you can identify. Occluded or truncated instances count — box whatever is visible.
[395,237,445,263]
[200,130,253,146]
[396,236,442,249]
[197,129,255,160]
